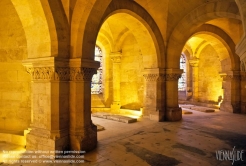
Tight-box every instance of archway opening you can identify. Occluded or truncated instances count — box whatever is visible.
[91,12,159,134]
[179,32,233,110]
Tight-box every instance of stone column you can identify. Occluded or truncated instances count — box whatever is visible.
[143,68,165,121]
[241,72,246,114]
[69,59,99,152]
[23,57,70,152]
[189,57,199,102]
[220,71,241,113]
[165,69,183,121]
[236,35,246,114]
[110,52,122,113]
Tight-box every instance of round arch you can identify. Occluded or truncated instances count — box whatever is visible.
[167,0,241,69]
[72,0,164,68]
[11,0,52,58]
[190,24,240,71]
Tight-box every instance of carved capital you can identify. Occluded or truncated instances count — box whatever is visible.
[110,52,122,63]
[220,72,241,81]
[70,67,97,81]
[26,67,96,82]
[26,67,54,80]
[55,67,70,81]
[165,68,183,81]
[165,73,182,81]
[189,58,199,67]
[143,74,159,81]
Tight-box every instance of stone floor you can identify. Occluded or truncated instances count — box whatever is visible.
[1,109,246,166]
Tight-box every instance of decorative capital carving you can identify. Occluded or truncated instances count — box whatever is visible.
[165,73,182,81]
[143,74,159,81]
[26,67,96,81]
[220,72,241,81]
[110,52,122,63]
[165,68,183,81]
[189,57,199,67]
[26,67,54,80]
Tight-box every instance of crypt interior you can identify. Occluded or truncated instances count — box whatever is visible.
[0,0,246,165]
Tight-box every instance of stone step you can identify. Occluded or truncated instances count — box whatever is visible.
[92,112,137,123]
[180,104,217,113]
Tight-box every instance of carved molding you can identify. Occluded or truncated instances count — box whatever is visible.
[26,67,54,80]
[189,58,199,67]
[26,67,96,81]
[143,74,159,81]
[158,74,166,81]
[220,74,241,81]
[143,73,181,81]
[111,56,121,63]
[165,73,182,81]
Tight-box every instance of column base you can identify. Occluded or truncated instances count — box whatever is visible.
[241,102,246,114]
[149,111,165,122]
[166,107,182,121]
[220,102,240,113]
[26,128,69,152]
[70,124,97,152]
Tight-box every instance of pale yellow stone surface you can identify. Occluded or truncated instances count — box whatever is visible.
[198,45,223,103]
[0,0,246,153]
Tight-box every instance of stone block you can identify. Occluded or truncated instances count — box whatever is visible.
[205,109,215,113]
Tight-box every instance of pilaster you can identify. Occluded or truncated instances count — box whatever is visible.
[69,59,99,152]
[165,69,183,121]
[189,57,199,102]
[143,68,165,121]
[110,52,122,113]
[22,57,70,151]
[22,57,100,152]
[220,71,241,113]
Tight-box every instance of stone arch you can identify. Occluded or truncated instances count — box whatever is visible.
[11,0,70,59]
[191,24,240,71]
[11,0,52,58]
[72,0,164,68]
[185,24,241,112]
[167,0,241,68]
[235,0,246,34]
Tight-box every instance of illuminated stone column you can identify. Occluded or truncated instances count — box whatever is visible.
[110,52,122,113]
[220,71,241,113]
[23,57,70,152]
[143,68,165,121]
[189,57,199,102]
[69,59,99,151]
[165,69,183,121]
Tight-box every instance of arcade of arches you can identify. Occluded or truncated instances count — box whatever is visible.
[0,0,246,153]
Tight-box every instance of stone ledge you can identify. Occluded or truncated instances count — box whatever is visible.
[92,112,137,123]
[180,104,217,113]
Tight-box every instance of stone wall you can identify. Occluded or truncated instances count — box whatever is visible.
[0,0,31,132]
[120,34,144,110]
[198,45,223,103]
[0,63,31,132]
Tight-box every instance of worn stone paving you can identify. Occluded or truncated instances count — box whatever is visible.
[1,109,246,166]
